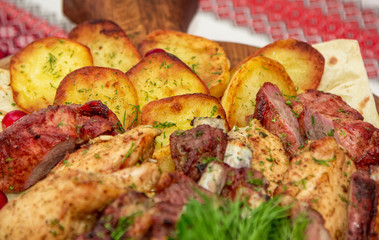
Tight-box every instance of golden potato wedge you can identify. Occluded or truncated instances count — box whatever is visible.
[221,56,296,128]
[126,51,209,109]
[152,145,175,173]
[250,39,324,92]
[10,37,93,112]
[54,66,139,129]
[68,19,141,72]
[139,29,230,98]
[141,93,228,149]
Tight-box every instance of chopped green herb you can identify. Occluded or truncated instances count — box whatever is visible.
[312,155,336,167]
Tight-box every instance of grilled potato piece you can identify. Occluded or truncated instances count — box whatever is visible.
[221,56,296,128]
[10,37,93,112]
[126,51,209,109]
[68,19,141,72]
[152,145,175,173]
[141,93,228,149]
[250,39,325,93]
[139,29,230,98]
[54,66,139,128]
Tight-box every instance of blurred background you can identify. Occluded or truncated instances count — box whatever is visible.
[0,0,378,93]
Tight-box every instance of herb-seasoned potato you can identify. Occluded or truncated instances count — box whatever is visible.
[152,145,175,173]
[10,37,93,112]
[250,39,324,93]
[141,93,228,149]
[221,56,296,128]
[126,51,209,109]
[54,66,139,129]
[68,19,141,72]
[139,29,230,98]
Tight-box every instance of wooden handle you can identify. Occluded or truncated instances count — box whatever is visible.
[63,0,199,46]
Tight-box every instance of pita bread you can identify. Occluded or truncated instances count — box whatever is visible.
[313,39,379,128]
[0,69,21,129]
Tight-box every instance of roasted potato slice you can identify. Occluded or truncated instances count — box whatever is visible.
[139,29,230,98]
[221,56,296,128]
[250,39,324,92]
[126,51,209,109]
[152,145,175,173]
[68,19,141,72]
[141,93,228,149]
[10,37,93,112]
[54,66,139,128]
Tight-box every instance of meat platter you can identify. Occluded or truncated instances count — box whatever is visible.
[0,0,378,239]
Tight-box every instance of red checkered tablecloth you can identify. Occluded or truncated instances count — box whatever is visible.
[200,0,379,79]
[0,0,67,59]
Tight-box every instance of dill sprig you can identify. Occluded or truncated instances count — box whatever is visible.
[175,196,309,240]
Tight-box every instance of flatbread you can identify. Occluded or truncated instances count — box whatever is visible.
[0,69,21,129]
[313,39,379,128]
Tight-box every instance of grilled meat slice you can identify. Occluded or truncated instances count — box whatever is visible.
[198,161,269,208]
[0,100,122,193]
[347,170,378,240]
[79,172,209,240]
[170,124,228,181]
[0,162,160,240]
[281,196,332,240]
[276,137,356,239]
[253,82,303,155]
[297,89,363,121]
[334,120,379,169]
[220,165,268,208]
[298,90,379,169]
[228,119,290,195]
[368,165,379,239]
[76,100,122,141]
[53,126,161,174]
[76,191,153,240]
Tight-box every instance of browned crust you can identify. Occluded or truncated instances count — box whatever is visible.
[141,93,227,122]
[252,39,325,90]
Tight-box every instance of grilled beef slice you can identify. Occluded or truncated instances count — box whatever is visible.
[0,100,122,192]
[347,170,378,240]
[298,89,379,169]
[253,82,303,155]
[170,124,228,181]
[78,172,209,240]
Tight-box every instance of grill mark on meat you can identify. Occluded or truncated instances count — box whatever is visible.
[253,82,303,155]
[0,101,122,192]
[347,171,378,240]
[170,124,228,181]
